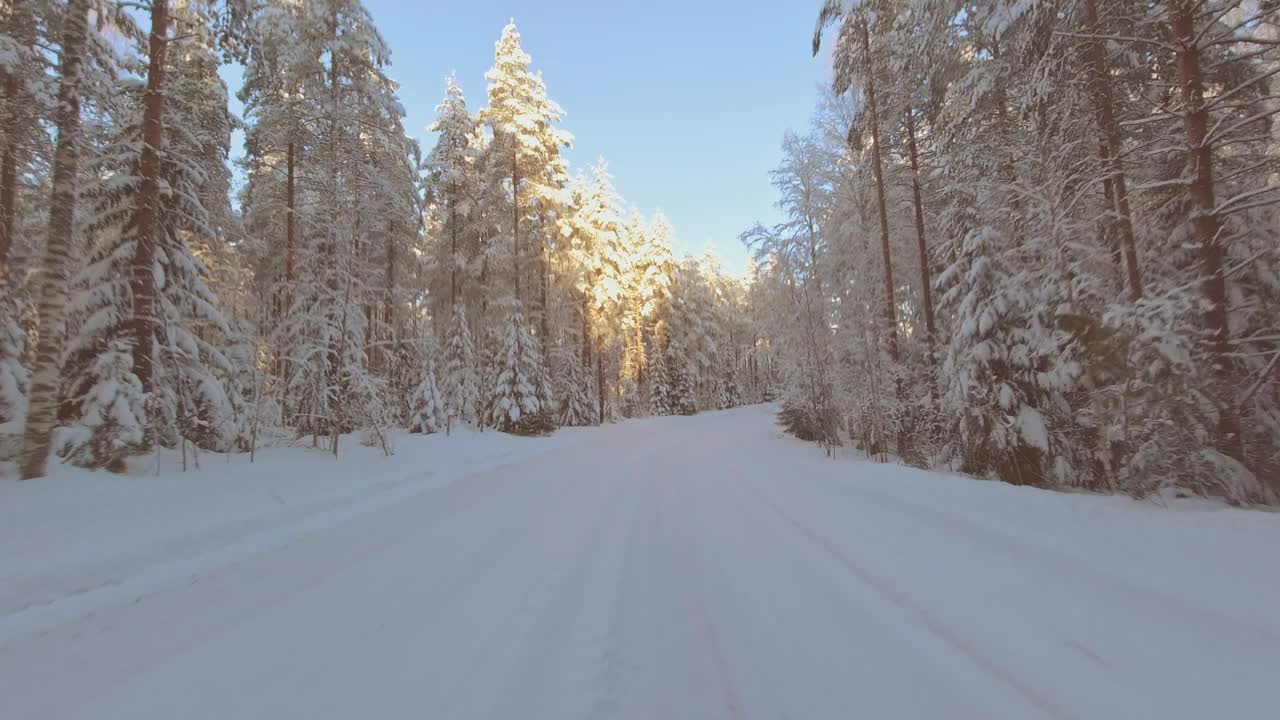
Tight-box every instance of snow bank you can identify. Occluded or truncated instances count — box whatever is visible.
[0,428,573,634]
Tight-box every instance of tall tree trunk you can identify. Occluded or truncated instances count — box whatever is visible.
[0,2,29,278]
[275,139,297,380]
[634,319,644,393]
[596,329,606,424]
[285,140,296,282]
[20,0,92,480]
[905,111,935,340]
[540,242,549,358]
[593,270,604,424]
[580,291,590,364]
[1169,0,1243,457]
[129,0,170,412]
[905,111,939,423]
[480,256,490,324]
[325,12,342,440]
[511,155,521,303]
[1098,142,1123,270]
[990,43,1024,247]
[1083,0,1143,301]
[449,180,458,308]
[0,70,17,278]
[859,19,909,457]
[859,20,899,364]
[385,219,397,369]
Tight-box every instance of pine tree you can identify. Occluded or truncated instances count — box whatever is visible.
[552,345,595,426]
[238,0,315,337]
[442,303,479,430]
[61,17,237,454]
[720,348,742,410]
[218,323,275,453]
[408,357,446,435]
[478,20,571,317]
[565,161,627,423]
[125,0,173,411]
[938,224,1058,484]
[649,343,673,416]
[487,300,544,433]
[242,0,419,449]
[669,343,697,416]
[0,0,55,280]
[427,74,478,316]
[57,339,146,471]
[815,0,900,365]
[0,285,27,439]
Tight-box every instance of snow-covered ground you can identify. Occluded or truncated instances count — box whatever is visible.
[2,405,1277,719]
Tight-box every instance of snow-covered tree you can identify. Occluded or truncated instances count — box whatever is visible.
[240,0,420,450]
[442,303,480,431]
[426,74,479,317]
[0,5,761,477]
[0,284,28,439]
[552,345,595,426]
[564,161,627,423]
[57,340,146,471]
[408,357,446,435]
[0,0,58,279]
[738,0,1280,502]
[20,0,97,479]
[936,225,1058,484]
[61,12,238,454]
[487,300,544,433]
[669,347,697,417]
[649,342,673,416]
[478,20,570,329]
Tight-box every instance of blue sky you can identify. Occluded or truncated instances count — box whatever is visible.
[228,1,832,271]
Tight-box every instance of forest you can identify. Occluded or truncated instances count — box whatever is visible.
[0,1,760,480]
[753,0,1280,503]
[1,0,1278,504]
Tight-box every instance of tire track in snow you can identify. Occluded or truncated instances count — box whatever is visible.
[430,429,680,720]
[0,441,584,647]
[663,471,746,720]
[808,472,1280,649]
[586,467,646,720]
[744,480,1079,720]
[426,473,606,719]
[484,470,630,719]
[2,453,565,719]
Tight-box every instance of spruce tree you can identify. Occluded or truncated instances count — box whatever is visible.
[649,345,673,416]
[0,285,27,440]
[242,0,418,448]
[670,347,698,416]
[427,74,478,316]
[442,304,480,431]
[61,24,237,454]
[57,340,146,471]
[478,20,570,314]
[487,300,543,433]
[554,345,595,426]
[408,358,446,435]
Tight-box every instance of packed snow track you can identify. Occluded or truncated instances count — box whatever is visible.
[2,405,1278,719]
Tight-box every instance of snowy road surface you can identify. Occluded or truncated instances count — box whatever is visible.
[3,405,1279,719]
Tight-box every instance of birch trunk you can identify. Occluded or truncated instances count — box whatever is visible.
[20,0,92,479]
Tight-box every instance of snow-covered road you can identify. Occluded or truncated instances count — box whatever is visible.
[3,405,1278,719]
